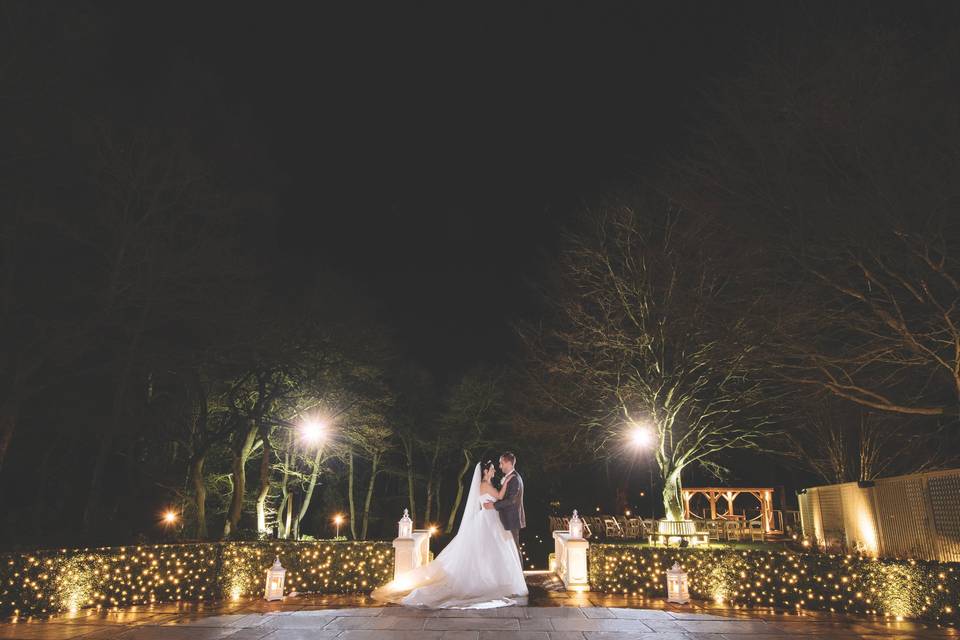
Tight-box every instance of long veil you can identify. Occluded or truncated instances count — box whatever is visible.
[371,460,526,608]
[457,463,482,533]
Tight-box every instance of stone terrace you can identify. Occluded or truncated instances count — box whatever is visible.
[1,590,955,640]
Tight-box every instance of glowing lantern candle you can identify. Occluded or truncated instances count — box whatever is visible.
[666,562,689,603]
[264,556,286,601]
[569,509,584,539]
[398,509,413,539]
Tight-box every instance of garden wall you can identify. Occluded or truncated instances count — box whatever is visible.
[590,544,958,626]
[0,540,393,618]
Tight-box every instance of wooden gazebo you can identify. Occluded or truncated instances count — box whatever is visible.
[681,487,777,533]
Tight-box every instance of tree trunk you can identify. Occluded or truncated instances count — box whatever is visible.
[296,446,324,532]
[255,429,272,536]
[423,439,440,523]
[405,453,417,525]
[661,467,684,521]
[285,491,295,539]
[32,442,53,532]
[277,452,291,538]
[190,454,208,539]
[445,449,472,534]
[223,421,259,538]
[83,303,150,531]
[348,447,357,539]
[0,396,18,472]
[361,451,380,540]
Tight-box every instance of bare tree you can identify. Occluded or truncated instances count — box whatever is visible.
[780,230,960,418]
[521,203,776,520]
[787,399,957,485]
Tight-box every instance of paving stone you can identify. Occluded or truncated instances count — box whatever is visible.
[583,633,691,640]
[322,616,425,630]
[258,616,335,629]
[581,609,615,619]
[609,610,674,620]
[674,620,774,634]
[518,618,554,631]
[252,631,339,640]
[549,619,654,633]
[337,632,447,640]
[438,633,480,640]
[103,627,240,640]
[425,617,522,631]
[527,608,587,618]
[479,632,551,640]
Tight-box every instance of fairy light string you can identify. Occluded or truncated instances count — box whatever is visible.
[589,544,958,626]
[1,541,392,619]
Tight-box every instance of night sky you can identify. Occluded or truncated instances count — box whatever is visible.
[68,1,950,376]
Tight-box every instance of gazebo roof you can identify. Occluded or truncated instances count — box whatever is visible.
[682,487,774,492]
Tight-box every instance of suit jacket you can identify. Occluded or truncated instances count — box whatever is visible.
[493,470,526,531]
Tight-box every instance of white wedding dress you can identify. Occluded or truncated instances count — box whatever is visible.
[371,464,528,608]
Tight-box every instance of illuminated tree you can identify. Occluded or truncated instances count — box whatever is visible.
[522,203,775,520]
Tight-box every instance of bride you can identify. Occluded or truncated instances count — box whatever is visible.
[371,461,528,608]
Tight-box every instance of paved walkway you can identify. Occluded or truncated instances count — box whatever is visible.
[0,574,952,640]
[1,592,953,640]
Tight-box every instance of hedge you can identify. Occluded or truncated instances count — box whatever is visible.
[589,543,958,625]
[0,540,393,618]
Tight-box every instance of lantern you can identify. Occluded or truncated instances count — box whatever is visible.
[398,508,413,538]
[264,556,286,601]
[569,509,584,539]
[666,562,689,603]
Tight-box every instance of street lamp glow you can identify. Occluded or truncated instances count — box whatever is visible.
[629,423,654,448]
[163,510,178,525]
[300,420,327,444]
[333,513,344,537]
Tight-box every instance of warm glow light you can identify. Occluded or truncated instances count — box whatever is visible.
[333,514,344,525]
[300,420,327,444]
[162,510,178,525]
[629,422,654,448]
[428,525,438,536]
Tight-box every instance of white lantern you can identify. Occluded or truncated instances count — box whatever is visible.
[666,562,689,603]
[398,508,413,538]
[264,556,286,601]
[569,509,584,539]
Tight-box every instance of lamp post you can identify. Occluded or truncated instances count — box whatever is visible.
[333,514,344,538]
[629,421,657,522]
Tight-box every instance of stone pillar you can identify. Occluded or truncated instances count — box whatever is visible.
[553,531,589,592]
[393,530,432,580]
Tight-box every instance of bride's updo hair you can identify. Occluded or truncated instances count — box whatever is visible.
[481,460,496,476]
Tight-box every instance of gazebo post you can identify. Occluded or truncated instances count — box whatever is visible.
[763,490,774,533]
[708,492,718,520]
[723,491,737,517]
[682,490,692,520]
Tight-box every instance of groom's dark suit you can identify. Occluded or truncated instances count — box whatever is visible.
[494,470,525,563]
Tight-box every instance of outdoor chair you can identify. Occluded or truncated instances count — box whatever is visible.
[706,519,721,542]
[591,517,606,538]
[748,519,764,542]
[724,519,742,542]
[603,517,623,538]
[625,517,641,539]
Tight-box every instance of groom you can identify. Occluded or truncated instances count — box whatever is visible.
[484,451,525,564]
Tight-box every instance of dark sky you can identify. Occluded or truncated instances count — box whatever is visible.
[86,1,938,377]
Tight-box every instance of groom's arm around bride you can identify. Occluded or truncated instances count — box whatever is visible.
[487,452,526,563]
